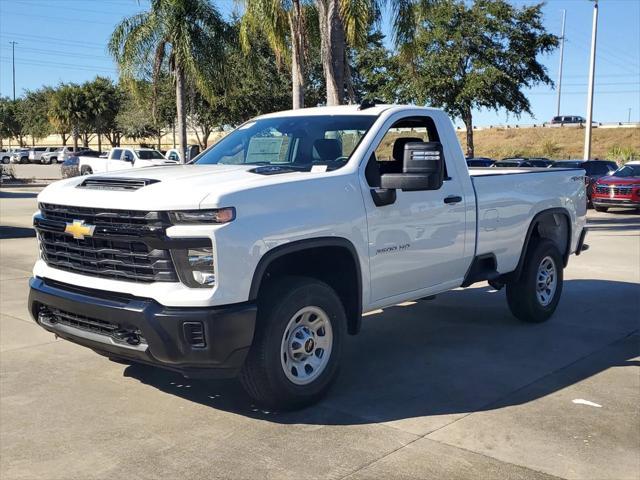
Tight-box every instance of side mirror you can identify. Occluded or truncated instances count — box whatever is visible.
[380,142,445,191]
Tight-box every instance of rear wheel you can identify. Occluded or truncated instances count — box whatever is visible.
[240,276,345,410]
[594,206,608,212]
[506,239,563,323]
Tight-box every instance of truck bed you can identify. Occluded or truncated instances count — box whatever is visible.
[469,168,587,274]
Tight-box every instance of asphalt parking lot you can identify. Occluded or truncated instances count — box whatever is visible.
[1,186,638,480]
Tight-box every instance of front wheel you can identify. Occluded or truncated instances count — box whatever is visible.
[80,166,93,175]
[506,239,563,323]
[240,276,345,410]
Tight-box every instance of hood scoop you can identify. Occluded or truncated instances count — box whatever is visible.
[77,177,160,191]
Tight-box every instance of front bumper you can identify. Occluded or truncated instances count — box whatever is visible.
[28,277,256,378]
[592,198,640,209]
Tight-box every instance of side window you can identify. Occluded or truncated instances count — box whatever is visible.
[122,150,134,161]
[111,148,123,160]
[168,151,178,161]
[592,163,610,175]
[367,116,442,186]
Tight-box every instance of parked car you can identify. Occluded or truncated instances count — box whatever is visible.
[493,157,553,168]
[466,157,495,167]
[551,160,618,206]
[60,157,80,179]
[79,147,176,175]
[1,148,17,164]
[10,148,30,164]
[592,161,640,212]
[29,104,588,409]
[28,147,57,163]
[492,158,534,168]
[165,145,201,163]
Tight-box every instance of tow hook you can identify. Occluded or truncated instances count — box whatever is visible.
[113,330,142,346]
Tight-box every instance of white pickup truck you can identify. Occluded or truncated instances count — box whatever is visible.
[78,147,177,175]
[29,105,588,409]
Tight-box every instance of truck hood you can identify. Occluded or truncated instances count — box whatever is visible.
[37,164,317,210]
[597,176,640,185]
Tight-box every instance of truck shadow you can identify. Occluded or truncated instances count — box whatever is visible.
[123,279,639,425]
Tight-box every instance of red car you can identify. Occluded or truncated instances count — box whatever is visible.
[592,161,640,212]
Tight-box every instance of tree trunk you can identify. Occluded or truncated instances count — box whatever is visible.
[61,133,68,146]
[463,108,474,158]
[317,0,346,106]
[72,126,79,150]
[175,66,188,163]
[97,132,102,153]
[289,0,305,109]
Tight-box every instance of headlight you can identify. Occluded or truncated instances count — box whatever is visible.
[172,247,216,288]
[170,208,235,224]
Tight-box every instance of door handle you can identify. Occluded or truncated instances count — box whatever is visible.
[444,195,463,204]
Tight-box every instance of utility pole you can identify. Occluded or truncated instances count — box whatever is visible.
[583,0,598,160]
[628,108,632,123]
[556,10,566,117]
[9,41,17,101]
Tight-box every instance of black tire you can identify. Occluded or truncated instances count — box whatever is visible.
[20,156,28,164]
[594,206,608,212]
[1,157,8,164]
[506,239,563,323]
[240,276,346,410]
[80,166,93,175]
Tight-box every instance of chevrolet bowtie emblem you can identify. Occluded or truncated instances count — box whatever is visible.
[64,220,96,240]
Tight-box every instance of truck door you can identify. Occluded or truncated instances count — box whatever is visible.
[362,114,469,303]
[108,149,133,172]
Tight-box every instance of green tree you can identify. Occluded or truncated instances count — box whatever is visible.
[398,0,558,156]
[350,30,399,103]
[0,97,24,147]
[316,0,418,105]
[116,78,175,148]
[18,89,52,145]
[49,83,87,148]
[83,77,123,152]
[109,0,227,163]
[241,0,311,109]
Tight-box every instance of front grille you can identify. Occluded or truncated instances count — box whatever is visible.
[39,306,146,346]
[36,203,178,283]
[595,185,632,195]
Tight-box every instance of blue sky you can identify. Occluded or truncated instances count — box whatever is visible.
[0,0,638,127]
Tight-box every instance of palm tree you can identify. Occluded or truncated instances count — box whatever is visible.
[317,0,423,105]
[109,0,227,163]
[49,84,87,150]
[241,0,309,109]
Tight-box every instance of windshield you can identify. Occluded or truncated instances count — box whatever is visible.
[613,164,640,177]
[135,150,165,160]
[195,115,377,171]
[552,161,583,168]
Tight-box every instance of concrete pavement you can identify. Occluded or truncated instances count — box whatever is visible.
[1,186,638,480]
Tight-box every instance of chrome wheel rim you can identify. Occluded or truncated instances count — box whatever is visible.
[280,306,333,385]
[536,256,557,307]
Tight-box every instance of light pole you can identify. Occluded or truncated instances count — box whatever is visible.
[583,0,598,160]
[556,10,566,117]
[628,108,632,123]
[9,41,17,101]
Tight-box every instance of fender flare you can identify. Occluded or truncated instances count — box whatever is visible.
[248,237,364,334]
[509,207,572,281]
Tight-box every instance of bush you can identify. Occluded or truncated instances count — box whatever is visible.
[607,146,639,165]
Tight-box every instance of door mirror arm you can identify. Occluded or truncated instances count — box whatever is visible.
[370,188,397,207]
